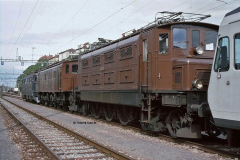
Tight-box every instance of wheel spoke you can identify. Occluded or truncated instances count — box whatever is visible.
[166,109,184,138]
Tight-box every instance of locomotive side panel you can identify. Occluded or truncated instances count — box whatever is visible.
[61,61,78,91]
[79,35,140,106]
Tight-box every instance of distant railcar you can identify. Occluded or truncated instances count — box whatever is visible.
[22,71,39,103]
[68,12,219,138]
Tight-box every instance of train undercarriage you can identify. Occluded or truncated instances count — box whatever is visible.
[65,91,221,139]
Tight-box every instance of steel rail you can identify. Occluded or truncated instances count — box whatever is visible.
[4,95,240,159]
[0,101,61,160]
[2,97,133,160]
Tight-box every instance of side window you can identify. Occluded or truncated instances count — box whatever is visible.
[54,71,56,78]
[205,31,217,50]
[214,37,229,72]
[159,33,168,54]
[235,34,240,70]
[173,28,187,49]
[66,64,69,74]
[143,39,148,61]
[72,65,78,74]
[192,30,200,47]
[44,74,46,80]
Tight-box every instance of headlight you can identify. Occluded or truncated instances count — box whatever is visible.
[192,79,203,89]
[195,46,204,55]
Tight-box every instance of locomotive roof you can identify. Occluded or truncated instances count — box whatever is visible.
[221,6,240,26]
[80,21,218,59]
[225,6,240,17]
[38,58,78,72]
[22,71,38,78]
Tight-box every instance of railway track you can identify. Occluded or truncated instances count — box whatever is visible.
[0,97,132,160]
[2,95,240,159]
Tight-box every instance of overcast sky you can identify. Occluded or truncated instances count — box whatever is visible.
[0,0,239,87]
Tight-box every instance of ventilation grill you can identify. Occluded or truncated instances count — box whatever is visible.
[104,51,114,63]
[93,56,100,66]
[120,46,132,59]
[175,72,181,84]
[82,59,88,68]
[197,72,210,85]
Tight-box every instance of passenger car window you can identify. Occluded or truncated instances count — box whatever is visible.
[72,65,78,74]
[192,30,200,47]
[205,31,217,50]
[66,64,69,74]
[214,37,229,72]
[173,28,187,49]
[235,34,240,70]
[159,33,168,54]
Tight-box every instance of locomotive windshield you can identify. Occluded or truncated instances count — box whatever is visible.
[192,30,200,47]
[173,28,187,49]
[205,31,217,50]
[214,37,229,72]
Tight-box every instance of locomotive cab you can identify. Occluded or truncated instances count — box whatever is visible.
[139,13,218,138]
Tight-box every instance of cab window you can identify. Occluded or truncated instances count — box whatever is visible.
[234,34,240,70]
[214,37,229,72]
[159,33,168,54]
[66,64,69,74]
[205,31,217,50]
[72,65,78,74]
[173,28,187,49]
[192,30,200,47]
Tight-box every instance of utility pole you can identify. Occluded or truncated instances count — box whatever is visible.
[16,48,18,61]
[32,47,36,62]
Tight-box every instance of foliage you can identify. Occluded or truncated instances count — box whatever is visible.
[16,59,48,88]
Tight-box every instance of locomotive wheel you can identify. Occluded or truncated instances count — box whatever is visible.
[166,109,184,138]
[103,104,115,122]
[89,103,94,115]
[117,106,135,125]
[49,95,53,107]
[82,102,89,115]
[62,104,68,111]
[44,99,49,106]
[92,103,102,118]
[53,103,57,108]
[41,99,45,105]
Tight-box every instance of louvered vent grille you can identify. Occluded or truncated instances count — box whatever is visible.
[175,72,181,84]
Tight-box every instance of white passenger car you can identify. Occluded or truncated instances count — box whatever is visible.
[208,7,240,144]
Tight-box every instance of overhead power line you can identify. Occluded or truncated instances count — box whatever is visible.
[46,0,90,45]
[51,0,138,54]
[9,0,40,57]
[19,0,45,46]
[4,0,25,57]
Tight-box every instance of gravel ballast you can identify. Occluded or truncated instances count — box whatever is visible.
[1,97,226,159]
[0,104,21,160]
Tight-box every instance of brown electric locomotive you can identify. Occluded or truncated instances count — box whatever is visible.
[68,12,219,138]
[38,58,78,109]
